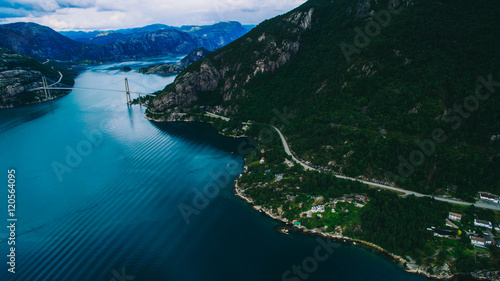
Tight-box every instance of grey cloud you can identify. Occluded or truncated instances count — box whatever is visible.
[55,0,96,9]
[241,7,260,13]
[0,7,31,18]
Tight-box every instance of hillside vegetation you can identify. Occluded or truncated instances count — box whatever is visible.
[149,0,500,200]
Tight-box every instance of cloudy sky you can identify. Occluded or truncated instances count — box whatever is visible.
[0,0,307,31]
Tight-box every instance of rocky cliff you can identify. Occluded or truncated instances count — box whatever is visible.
[148,7,313,116]
[0,48,75,107]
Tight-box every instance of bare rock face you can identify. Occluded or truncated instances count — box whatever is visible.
[149,8,314,115]
[0,49,73,108]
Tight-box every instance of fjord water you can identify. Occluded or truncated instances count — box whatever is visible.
[0,59,428,281]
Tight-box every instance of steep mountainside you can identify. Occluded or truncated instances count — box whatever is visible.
[0,22,248,62]
[0,22,84,61]
[148,0,500,199]
[0,48,76,107]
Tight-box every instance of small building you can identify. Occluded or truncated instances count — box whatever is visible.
[471,236,486,248]
[289,196,296,202]
[242,125,249,131]
[474,219,493,230]
[260,157,265,164]
[260,149,265,153]
[479,192,499,204]
[294,221,302,226]
[448,212,462,222]
[355,195,368,203]
[433,229,454,238]
[275,174,284,180]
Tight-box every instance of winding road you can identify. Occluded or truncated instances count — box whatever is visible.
[204,111,500,211]
[272,126,500,211]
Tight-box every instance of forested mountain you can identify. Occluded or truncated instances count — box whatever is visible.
[60,22,248,46]
[0,22,248,62]
[0,48,76,107]
[148,0,500,199]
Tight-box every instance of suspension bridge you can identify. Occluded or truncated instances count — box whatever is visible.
[29,76,157,105]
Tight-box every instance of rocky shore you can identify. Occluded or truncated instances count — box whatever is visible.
[234,179,499,281]
[146,113,499,281]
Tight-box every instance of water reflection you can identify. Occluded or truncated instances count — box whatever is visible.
[150,121,250,155]
[0,100,60,134]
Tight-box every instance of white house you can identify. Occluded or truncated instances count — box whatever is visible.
[474,219,493,230]
[448,212,462,222]
[479,193,499,204]
[471,236,486,248]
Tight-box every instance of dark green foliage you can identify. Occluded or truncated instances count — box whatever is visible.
[358,190,449,256]
[153,0,500,199]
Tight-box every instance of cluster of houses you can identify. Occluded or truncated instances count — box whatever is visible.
[430,212,498,248]
[299,204,326,218]
[297,194,370,218]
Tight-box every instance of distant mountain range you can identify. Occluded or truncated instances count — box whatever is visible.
[137,47,211,76]
[0,21,251,62]
[60,23,255,45]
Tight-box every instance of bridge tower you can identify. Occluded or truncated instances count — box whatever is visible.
[42,76,51,99]
[124,78,132,105]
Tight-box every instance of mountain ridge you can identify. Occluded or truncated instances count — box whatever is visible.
[0,21,248,62]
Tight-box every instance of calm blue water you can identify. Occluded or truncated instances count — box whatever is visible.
[0,59,429,281]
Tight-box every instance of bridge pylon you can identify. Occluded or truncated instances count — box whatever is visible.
[42,76,51,99]
[125,78,132,105]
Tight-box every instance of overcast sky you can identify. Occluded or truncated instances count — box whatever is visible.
[0,0,307,31]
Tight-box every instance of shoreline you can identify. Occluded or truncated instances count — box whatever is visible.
[232,181,446,279]
[148,115,496,281]
[0,90,72,109]
[234,182,474,280]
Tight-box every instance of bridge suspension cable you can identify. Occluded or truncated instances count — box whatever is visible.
[30,78,156,97]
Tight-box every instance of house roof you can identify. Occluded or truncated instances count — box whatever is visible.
[449,212,462,218]
[480,193,496,199]
[475,219,492,225]
[471,236,486,242]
